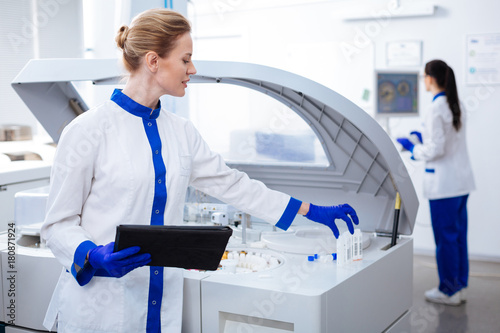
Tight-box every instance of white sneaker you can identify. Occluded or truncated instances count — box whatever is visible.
[459,288,467,303]
[424,287,461,306]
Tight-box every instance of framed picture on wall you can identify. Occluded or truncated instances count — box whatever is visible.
[466,33,500,85]
[386,41,422,67]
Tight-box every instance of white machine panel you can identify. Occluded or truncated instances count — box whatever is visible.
[0,240,61,331]
[197,237,412,332]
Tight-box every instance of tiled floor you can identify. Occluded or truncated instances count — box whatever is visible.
[411,255,500,333]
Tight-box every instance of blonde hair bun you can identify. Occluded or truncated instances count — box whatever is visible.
[114,9,191,73]
[115,25,129,50]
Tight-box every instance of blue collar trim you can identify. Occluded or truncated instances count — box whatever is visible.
[111,89,161,120]
[433,91,446,102]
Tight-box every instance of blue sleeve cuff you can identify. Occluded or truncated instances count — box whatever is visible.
[71,240,98,286]
[275,197,302,231]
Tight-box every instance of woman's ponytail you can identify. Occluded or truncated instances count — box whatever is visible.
[425,60,462,131]
[444,66,462,131]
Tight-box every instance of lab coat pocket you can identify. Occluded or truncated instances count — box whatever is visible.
[423,167,438,198]
[179,154,192,177]
[57,276,125,332]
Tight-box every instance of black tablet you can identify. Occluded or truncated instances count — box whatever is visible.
[114,225,233,270]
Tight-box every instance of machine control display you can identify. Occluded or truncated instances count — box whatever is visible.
[377,72,419,116]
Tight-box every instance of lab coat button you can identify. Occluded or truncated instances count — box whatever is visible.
[155,210,159,214]
[158,179,162,184]
[152,300,156,305]
[148,122,152,127]
[154,270,159,275]
[155,150,159,154]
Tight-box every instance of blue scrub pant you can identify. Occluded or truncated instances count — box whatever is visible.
[429,194,469,296]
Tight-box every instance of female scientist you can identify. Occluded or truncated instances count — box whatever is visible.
[397,60,475,306]
[41,8,358,332]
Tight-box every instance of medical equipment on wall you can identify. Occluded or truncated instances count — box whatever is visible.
[11,59,418,333]
[376,71,419,117]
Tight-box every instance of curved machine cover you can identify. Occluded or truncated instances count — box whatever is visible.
[11,59,418,236]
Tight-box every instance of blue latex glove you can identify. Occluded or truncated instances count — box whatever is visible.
[410,131,423,143]
[397,138,414,153]
[305,204,359,238]
[88,242,151,278]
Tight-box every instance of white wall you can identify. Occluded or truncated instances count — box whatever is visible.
[0,0,84,138]
[0,0,186,139]
[189,0,500,261]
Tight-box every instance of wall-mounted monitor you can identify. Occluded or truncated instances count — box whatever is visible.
[376,71,419,117]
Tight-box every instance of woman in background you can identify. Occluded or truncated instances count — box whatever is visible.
[398,59,475,306]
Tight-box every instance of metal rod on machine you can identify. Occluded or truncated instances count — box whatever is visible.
[391,192,401,247]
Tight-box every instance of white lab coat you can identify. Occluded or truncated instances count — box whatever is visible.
[412,95,475,200]
[41,99,291,332]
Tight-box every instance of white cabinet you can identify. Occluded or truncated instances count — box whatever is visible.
[0,165,50,232]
